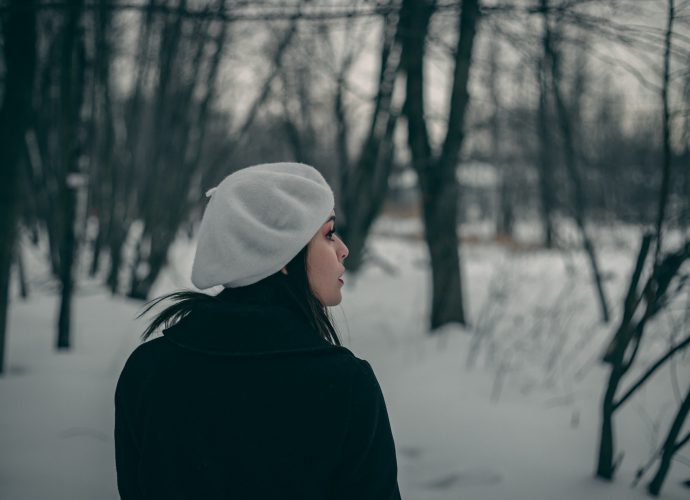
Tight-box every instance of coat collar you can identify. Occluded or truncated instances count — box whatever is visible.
[162,301,334,356]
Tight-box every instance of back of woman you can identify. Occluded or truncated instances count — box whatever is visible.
[114,163,401,499]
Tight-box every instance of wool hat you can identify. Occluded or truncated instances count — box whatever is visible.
[191,162,335,289]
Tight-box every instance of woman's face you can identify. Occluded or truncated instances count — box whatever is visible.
[306,211,349,306]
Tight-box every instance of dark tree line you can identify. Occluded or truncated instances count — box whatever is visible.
[0,0,37,373]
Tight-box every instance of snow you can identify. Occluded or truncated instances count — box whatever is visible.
[1,223,689,499]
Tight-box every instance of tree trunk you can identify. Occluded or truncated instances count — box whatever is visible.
[89,226,103,277]
[334,71,351,214]
[423,180,466,328]
[488,36,513,238]
[596,245,649,479]
[654,0,675,264]
[648,383,690,496]
[88,0,116,279]
[128,226,175,300]
[15,244,29,300]
[536,2,555,249]
[400,0,479,329]
[107,226,127,294]
[596,240,690,481]
[497,178,514,238]
[0,0,37,374]
[57,0,86,350]
[596,364,622,479]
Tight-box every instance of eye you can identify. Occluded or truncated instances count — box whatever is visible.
[326,228,336,241]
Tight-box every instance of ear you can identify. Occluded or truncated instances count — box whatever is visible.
[280,267,288,276]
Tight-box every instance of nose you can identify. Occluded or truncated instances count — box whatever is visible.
[339,238,349,261]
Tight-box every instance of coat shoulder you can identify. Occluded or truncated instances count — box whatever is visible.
[122,336,167,369]
[115,337,168,396]
[325,345,373,376]
[325,347,382,400]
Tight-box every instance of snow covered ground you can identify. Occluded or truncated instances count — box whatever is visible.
[1,221,689,499]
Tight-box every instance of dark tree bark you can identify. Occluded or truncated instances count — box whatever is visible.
[56,0,87,350]
[648,384,690,496]
[30,29,64,280]
[536,37,555,248]
[15,244,29,300]
[88,0,116,278]
[400,0,480,329]
[107,226,128,294]
[596,236,648,480]
[654,0,674,264]
[596,238,690,480]
[334,70,351,186]
[488,36,513,238]
[0,0,37,374]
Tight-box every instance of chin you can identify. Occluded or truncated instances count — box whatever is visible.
[322,292,342,307]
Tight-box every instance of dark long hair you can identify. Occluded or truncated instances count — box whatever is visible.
[138,245,341,345]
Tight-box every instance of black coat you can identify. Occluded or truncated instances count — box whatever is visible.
[114,296,401,499]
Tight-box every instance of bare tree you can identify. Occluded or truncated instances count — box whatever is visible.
[86,0,116,278]
[645,1,690,495]
[596,1,688,487]
[24,34,61,278]
[0,0,37,374]
[541,0,610,323]
[127,0,230,299]
[55,0,87,349]
[597,235,689,480]
[104,0,157,294]
[487,35,514,239]
[20,0,88,349]
[399,0,481,329]
[337,3,402,271]
[536,6,556,249]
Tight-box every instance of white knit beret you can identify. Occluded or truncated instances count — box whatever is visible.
[191,162,335,289]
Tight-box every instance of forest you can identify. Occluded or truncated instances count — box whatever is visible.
[1,1,689,498]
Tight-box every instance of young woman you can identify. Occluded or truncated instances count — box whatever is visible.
[114,162,401,499]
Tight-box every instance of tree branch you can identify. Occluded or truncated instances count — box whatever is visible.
[614,332,690,411]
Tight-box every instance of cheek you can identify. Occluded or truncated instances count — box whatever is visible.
[306,242,339,294]
[308,241,334,273]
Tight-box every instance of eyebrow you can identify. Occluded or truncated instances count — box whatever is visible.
[326,216,335,224]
